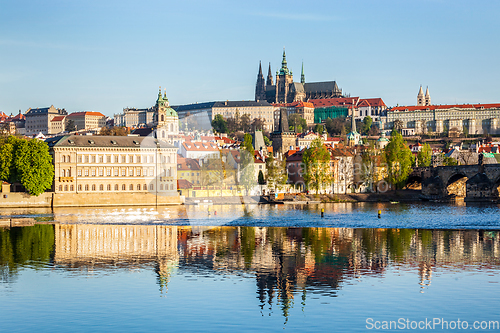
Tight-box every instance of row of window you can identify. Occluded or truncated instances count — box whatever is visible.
[57,183,175,192]
[71,167,174,177]
[60,154,175,164]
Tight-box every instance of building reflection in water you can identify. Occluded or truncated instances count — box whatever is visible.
[3,224,499,318]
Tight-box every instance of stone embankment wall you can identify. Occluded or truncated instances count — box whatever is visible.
[0,192,182,207]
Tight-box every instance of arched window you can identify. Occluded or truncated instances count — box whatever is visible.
[70,185,74,191]
[59,185,62,191]
[167,155,170,163]
[149,184,154,190]
[99,184,103,191]
[115,184,118,191]
[62,155,66,163]
[85,185,89,191]
[62,169,66,177]
[107,184,111,191]
[129,184,133,190]
[67,155,71,163]
[67,169,71,177]
[92,184,96,191]
[78,185,82,191]
[160,184,164,190]
[122,184,126,191]
[161,114,164,122]
[64,185,68,191]
[137,184,141,191]
[143,184,147,190]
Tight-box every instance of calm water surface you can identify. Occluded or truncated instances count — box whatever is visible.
[1,202,500,332]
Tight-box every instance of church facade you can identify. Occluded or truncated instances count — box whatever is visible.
[255,50,343,104]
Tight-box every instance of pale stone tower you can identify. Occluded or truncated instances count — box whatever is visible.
[417,86,425,106]
[425,87,431,106]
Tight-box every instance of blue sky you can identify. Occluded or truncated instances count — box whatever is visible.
[1,0,499,117]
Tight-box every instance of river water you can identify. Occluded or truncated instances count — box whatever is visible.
[1,202,500,332]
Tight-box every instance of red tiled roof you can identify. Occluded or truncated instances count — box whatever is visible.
[273,101,314,108]
[390,103,500,112]
[68,111,105,117]
[10,113,25,121]
[177,157,201,170]
[182,141,219,151]
[309,97,360,108]
[177,179,193,189]
[216,136,235,144]
[51,116,66,122]
[359,98,386,107]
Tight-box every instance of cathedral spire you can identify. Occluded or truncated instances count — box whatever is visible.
[255,61,266,102]
[300,62,305,84]
[267,62,274,86]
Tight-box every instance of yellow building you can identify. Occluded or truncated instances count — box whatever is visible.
[47,135,178,195]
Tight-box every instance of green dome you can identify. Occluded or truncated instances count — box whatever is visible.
[165,107,178,117]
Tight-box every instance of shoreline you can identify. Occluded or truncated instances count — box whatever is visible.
[184,190,424,205]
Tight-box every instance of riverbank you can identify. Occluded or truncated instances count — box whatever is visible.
[184,190,423,205]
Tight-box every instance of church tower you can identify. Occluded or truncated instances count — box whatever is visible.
[154,87,179,143]
[300,62,305,84]
[266,62,274,86]
[417,86,425,106]
[425,87,431,106]
[255,61,266,102]
[271,107,296,156]
[275,49,294,103]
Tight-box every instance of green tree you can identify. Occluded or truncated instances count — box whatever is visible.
[211,114,228,133]
[258,170,265,185]
[302,138,332,194]
[362,116,373,135]
[384,130,413,189]
[13,138,54,196]
[417,143,432,167]
[240,114,251,133]
[314,124,325,135]
[442,154,458,166]
[289,114,307,133]
[265,154,288,191]
[0,139,14,181]
[66,119,76,132]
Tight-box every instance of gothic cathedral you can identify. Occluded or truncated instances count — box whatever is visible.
[255,49,343,104]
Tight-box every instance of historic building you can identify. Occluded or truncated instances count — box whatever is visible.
[271,108,296,156]
[114,88,179,137]
[66,111,106,131]
[25,105,68,136]
[255,49,343,104]
[174,100,275,132]
[114,107,155,128]
[381,103,500,136]
[153,88,179,144]
[46,135,178,196]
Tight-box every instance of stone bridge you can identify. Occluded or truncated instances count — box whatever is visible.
[410,162,500,201]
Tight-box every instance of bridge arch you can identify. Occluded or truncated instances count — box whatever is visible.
[445,172,468,197]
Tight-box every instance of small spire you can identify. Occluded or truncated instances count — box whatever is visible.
[300,61,305,84]
[258,61,263,76]
[164,88,167,98]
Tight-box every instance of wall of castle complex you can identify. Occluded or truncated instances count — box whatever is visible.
[381,107,500,135]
